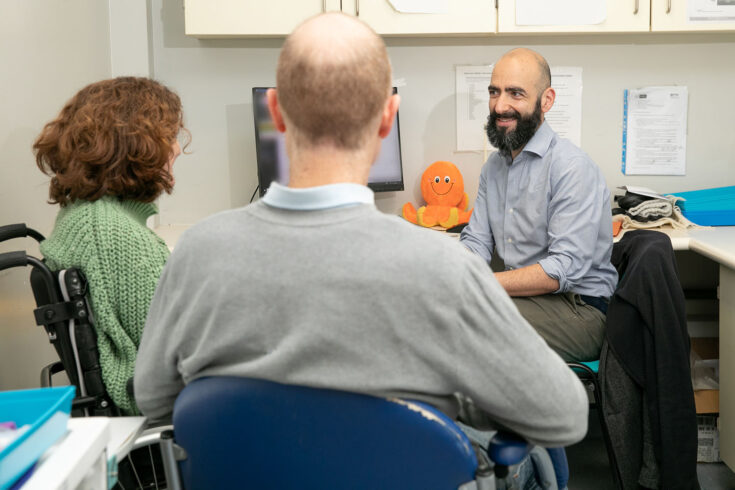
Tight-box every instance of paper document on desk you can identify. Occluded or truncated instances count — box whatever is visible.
[688,0,735,23]
[621,86,688,176]
[617,186,668,200]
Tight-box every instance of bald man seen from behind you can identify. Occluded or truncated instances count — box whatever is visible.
[135,15,588,453]
[461,48,617,363]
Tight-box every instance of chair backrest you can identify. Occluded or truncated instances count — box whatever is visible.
[172,376,479,490]
[0,223,117,416]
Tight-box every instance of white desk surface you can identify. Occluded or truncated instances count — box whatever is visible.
[652,227,735,269]
[22,417,109,490]
[106,416,146,462]
[21,416,146,490]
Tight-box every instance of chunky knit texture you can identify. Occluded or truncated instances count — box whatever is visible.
[41,196,169,414]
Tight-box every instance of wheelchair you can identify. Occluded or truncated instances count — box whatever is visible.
[0,223,165,489]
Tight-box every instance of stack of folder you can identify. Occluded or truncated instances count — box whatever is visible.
[667,186,735,226]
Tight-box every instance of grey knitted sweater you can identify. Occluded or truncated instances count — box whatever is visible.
[135,201,587,446]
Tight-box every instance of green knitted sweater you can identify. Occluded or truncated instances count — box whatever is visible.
[40,196,170,414]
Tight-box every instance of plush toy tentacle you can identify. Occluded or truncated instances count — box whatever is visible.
[402,202,418,224]
[458,208,473,225]
[458,192,469,211]
[417,206,436,227]
[439,207,459,228]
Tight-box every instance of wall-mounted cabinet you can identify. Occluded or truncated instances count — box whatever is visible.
[354,0,496,36]
[498,0,650,33]
[184,0,735,37]
[651,0,735,32]
[185,0,496,37]
[184,0,341,37]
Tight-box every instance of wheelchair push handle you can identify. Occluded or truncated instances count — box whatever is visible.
[0,251,29,271]
[0,223,45,243]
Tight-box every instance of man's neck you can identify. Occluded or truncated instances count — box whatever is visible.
[288,146,373,188]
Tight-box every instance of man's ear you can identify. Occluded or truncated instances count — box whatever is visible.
[540,86,556,114]
[266,88,287,133]
[378,93,400,139]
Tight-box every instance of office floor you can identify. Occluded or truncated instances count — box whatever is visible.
[567,411,735,490]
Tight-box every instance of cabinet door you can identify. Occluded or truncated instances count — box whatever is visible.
[353,0,496,36]
[184,0,337,37]
[498,0,649,33]
[652,0,735,31]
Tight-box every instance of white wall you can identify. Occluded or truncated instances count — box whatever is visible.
[0,1,111,390]
[149,0,735,227]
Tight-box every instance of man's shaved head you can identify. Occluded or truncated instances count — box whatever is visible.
[497,48,551,95]
[276,13,392,150]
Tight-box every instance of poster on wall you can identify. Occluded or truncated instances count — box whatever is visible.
[621,86,688,176]
[455,65,583,152]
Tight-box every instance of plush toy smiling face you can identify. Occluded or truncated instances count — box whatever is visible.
[420,161,465,207]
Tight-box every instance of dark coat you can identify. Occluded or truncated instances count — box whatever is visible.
[603,230,698,489]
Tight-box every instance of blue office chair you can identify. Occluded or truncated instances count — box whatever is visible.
[157,376,533,490]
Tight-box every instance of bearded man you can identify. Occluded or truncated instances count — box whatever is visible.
[460,48,618,362]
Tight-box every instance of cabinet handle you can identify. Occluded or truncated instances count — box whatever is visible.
[633,0,639,14]
[323,0,326,12]
[666,0,671,14]
[356,0,360,16]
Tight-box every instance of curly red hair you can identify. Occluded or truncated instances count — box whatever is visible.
[34,77,189,206]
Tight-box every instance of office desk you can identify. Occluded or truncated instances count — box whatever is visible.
[651,227,735,468]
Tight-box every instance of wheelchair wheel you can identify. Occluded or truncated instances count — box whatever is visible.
[114,444,167,490]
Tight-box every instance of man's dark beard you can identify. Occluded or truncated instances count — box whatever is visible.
[485,98,543,156]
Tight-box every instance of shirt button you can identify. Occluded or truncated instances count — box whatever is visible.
[507,238,513,243]
[509,208,514,213]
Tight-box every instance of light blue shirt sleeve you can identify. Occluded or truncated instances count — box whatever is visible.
[537,156,605,293]
[459,165,495,264]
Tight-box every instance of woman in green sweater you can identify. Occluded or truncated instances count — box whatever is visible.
[33,77,188,414]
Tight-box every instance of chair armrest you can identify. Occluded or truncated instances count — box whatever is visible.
[487,431,532,478]
[40,361,65,387]
[131,425,174,451]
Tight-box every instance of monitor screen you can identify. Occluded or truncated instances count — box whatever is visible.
[252,87,404,196]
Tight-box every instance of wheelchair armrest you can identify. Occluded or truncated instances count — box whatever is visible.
[40,361,66,387]
[487,431,532,478]
[71,396,99,411]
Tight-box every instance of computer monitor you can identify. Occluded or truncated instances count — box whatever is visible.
[252,87,404,196]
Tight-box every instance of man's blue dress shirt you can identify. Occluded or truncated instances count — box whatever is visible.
[460,122,618,297]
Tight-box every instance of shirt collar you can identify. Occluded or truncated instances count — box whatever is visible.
[262,182,375,211]
[520,120,554,158]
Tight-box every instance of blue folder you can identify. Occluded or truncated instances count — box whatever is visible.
[667,185,735,226]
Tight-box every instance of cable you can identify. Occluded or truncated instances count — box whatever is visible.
[249,185,260,203]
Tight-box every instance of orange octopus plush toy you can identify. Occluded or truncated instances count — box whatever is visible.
[402,161,473,229]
